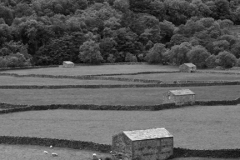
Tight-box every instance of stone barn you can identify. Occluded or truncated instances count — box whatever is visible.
[164,89,195,106]
[112,128,173,160]
[62,61,74,68]
[179,63,196,72]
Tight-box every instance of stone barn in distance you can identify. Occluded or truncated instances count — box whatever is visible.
[62,61,74,68]
[164,89,195,106]
[179,63,196,72]
[112,128,173,160]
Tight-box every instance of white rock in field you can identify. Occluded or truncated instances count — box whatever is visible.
[52,153,58,157]
[92,153,98,160]
[43,151,48,154]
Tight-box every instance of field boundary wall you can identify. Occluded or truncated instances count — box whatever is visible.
[0,98,239,114]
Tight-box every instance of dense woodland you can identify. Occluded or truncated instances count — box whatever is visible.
[0,0,240,68]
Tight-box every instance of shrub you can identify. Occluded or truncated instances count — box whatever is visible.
[79,40,103,64]
[137,53,144,62]
[216,51,237,68]
[237,59,240,67]
[125,52,137,62]
[231,42,240,58]
[187,45,211,68]
[6,56,19,67]
[145,43,167,64]
[107,54,116,63]
[0,47,11,56]
[0,57,7,68]
[206,55,217,68]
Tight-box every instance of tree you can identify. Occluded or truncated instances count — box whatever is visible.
[113,27,139,57]
[131,14,161,44]
[176,18,205,37]
[190,0,211,17]
[211,0,231,19]
[99,38,117,61]
[206,55,217,68]
[218,35,237,47]
[145,43,167,64]
[217,19,233,29]
[212,40,230,55]
[216,51,237,68]
[168,34,189,47]
[187,45,210,68]
[0,24,12,47]
[34,32,86,65]
[14,3,33,17]
[164,0,193,25]
[129,0,165,20]
[113,0,129,12]
[168,42,192,65]
[79,40,103,64]
[0,5,14,25]
[159,20,175,43]
[231,41,240,58]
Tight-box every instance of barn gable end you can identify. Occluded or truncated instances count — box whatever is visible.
[112,128,173,160]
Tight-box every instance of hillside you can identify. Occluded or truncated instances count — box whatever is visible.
[0,0,240,68]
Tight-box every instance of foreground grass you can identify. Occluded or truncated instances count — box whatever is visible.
[0,64,178,76]
[0,76,144,85]
[0,145,109,160]
[0,145,238,160]
[1,105,240,149]
[109,72,240,82]
[0,85,239,105]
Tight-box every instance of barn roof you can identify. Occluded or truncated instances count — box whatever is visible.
[63,61,74,64]
[181,63,196,67]
[169,89,195,96]
[123,128,173,141]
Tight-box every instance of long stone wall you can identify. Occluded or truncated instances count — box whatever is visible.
[0,98,239,114]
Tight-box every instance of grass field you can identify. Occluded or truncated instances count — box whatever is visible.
[198,67,240,74]
[0,64,178,76]
[0,64,240,159]
[0,85,239,105]
[0,145,238,160]
[0,76,144,85]
[107,72,240,82]
[1,105,240,150]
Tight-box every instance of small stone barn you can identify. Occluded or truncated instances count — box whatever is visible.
[62,61,74,68]
[179,63,196,72]
[112,128,173,160]
[164,89,195,106]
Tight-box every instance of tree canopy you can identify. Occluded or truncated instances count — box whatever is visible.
[0,0,239,68]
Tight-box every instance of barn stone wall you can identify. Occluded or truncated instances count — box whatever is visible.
[173,95,195,105]
[132,138,173,160]
[112,133,132,160]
